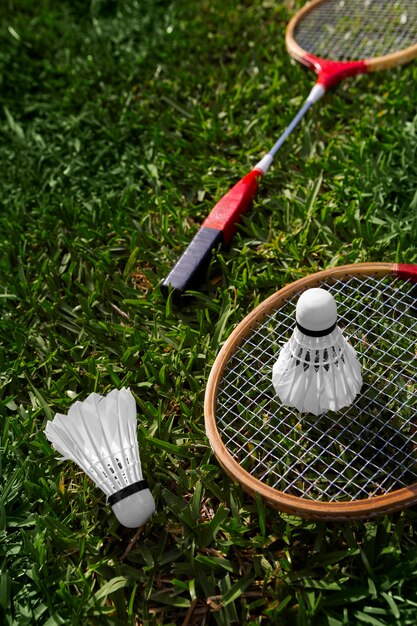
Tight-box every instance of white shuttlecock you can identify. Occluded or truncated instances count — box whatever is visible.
[44,388,155,528]
[272,288,362,415]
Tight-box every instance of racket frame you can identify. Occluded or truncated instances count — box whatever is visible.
[205,262,417,520]
[286,0,417,89]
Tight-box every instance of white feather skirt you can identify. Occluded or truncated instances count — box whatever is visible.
[272,326,363,416]
[44,388,142,497]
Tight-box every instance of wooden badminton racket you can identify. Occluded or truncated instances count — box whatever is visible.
[205,263,417,520]
[161,0,417,298]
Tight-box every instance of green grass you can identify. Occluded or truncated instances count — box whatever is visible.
[1,0,417,624]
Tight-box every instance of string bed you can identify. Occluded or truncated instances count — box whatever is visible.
[294,0,417,61]
[215,273,417,502]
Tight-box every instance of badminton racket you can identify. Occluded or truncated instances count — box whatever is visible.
[161,0,417,298]
[205,263,417,520]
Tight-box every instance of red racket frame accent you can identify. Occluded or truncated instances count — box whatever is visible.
[303,53,367,90]
[395,263,417,282]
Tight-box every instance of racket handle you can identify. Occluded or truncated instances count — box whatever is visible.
[160,226,223,298]
[161,168,262,298]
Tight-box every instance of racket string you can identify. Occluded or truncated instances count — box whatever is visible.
[220,378,416,500]
[216,274,417,502]
[293,0,417,62]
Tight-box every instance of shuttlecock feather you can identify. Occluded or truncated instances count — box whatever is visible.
[272,288,362,415]
[45,388,155,527]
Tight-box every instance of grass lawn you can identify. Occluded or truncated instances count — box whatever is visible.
[1,0,417,624]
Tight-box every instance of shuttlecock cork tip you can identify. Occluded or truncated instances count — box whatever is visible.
[296,288,337,334]
[111,489,156,528]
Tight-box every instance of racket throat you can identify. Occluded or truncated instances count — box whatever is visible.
[304,55,367,91]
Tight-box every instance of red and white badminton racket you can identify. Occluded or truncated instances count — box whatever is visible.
[161,0,417,298]
[205,263,417,520]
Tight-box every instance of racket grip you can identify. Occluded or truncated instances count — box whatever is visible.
[160,226,223,298]
[161,168,262,299]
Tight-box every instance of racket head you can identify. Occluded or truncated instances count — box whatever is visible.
[285,0,417,88]
[205,263,417,520]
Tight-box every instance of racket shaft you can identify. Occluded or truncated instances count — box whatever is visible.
[269,98,314,157]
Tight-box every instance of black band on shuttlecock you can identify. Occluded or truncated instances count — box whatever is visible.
[108,480,149,506]
[296,320,337,337]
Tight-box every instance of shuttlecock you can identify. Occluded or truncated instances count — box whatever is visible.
[272,288,362,415]
[44,388,155,528]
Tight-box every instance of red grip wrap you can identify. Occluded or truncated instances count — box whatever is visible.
[394,263,417,282]
[202,169,262,244]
